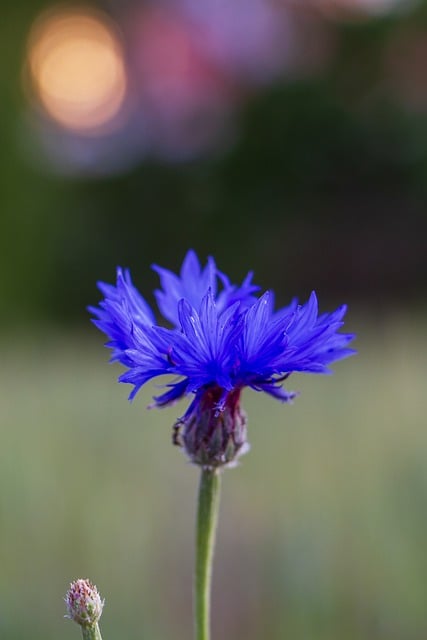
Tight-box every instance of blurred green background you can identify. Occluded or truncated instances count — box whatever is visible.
[1,0,427,638]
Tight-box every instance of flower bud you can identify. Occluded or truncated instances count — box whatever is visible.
[65,579,104,628]
[174,387,250,469]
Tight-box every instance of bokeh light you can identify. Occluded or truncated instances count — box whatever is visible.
[26,5,127,134]
[125,6,234,160]
[173,0,295,83]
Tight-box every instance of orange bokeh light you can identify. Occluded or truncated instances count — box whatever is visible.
[27,6,127,133]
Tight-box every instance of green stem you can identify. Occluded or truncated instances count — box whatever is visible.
[195,468,221,640]
[81,623,103,640]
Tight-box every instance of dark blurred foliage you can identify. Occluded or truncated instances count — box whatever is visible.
[1,1,427,326]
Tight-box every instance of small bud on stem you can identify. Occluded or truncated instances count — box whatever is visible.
[65,579,104,640]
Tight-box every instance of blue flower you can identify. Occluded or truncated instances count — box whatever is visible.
[90,250,355,468]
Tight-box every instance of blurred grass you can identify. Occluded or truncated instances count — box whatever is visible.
[0,311,426,640]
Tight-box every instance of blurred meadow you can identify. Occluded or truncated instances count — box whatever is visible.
[1,315,427,640]
[1,0,427,638]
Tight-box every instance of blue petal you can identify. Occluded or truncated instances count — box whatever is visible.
[90,254,356,411]
[152,250,217,326]
[89,268,171,398]
[153,249,261,326]
[158,291,241,391]
[236,291,355,384]
[151,378,189,407]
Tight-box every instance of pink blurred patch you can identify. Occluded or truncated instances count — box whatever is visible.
[124,6,235,159]
[173,0,295,83]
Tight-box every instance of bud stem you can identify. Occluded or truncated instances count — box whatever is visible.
[195,468,221,640]
[81,623,103,640]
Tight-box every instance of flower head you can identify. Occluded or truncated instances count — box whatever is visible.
[90,250,355,469]
[65,578,104,628]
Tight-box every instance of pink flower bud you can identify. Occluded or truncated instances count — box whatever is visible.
[65,579,104,628]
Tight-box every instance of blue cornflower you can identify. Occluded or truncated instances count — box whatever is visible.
[90,250,355,468]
